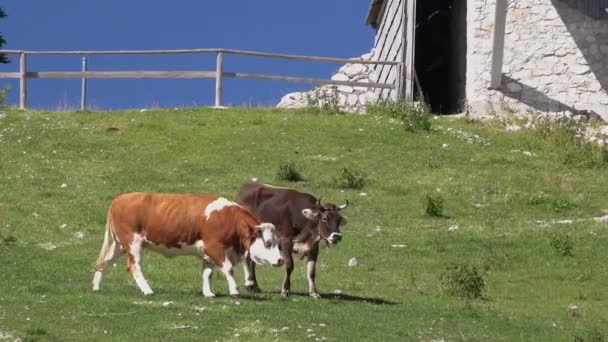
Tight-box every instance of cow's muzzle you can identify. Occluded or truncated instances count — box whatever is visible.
[327,232,342,244]
[274,257,285,267]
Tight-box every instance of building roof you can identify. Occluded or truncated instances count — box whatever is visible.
[365,0,386,28]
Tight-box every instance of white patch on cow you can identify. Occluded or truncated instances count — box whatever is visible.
[204,197,239,220]
[144,239,205,258]
[302,208,317,221]
[293,241,312,254]
[257,223,275,243]
[130,234,154,295]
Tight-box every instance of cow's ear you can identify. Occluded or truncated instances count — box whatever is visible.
[302,208,318,221]
[251,225,263,239]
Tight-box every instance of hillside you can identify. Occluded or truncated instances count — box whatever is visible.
[0,107,607,341]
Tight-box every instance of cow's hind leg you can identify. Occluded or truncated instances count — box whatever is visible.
[221,253,239,296]
[243,255,260,292]
[201,259,216,298]
[280,242,294,297]
[92,224,124,292]
[127,234,154,295]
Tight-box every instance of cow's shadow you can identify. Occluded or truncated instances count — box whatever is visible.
[198,291,398,305]
[281,291,399,305]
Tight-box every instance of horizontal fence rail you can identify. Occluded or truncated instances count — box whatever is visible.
[0,48,402,110]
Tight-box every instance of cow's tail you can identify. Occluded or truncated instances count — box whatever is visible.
[91,207,116,272]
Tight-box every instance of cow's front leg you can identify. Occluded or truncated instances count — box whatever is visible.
[306,245,320,299]
[281,242,294,297]
[243,255,260,292]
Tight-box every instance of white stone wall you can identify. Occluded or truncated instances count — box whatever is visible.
[467,0,608,119]
[276,51,377,113]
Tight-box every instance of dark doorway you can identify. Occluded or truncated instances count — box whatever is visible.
[414,0,467,114]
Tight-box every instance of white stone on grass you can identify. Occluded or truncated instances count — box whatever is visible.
[448,224,460,232]
[348,257,358,267]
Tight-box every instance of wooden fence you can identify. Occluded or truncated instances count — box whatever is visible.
[0,48,402,110]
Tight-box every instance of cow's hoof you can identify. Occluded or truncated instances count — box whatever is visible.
[280,290,290,297]
[229,292,240,297]
[245,284,261,293]
[143,290,154,296]
[310,292,321,299]
[203,293,216,298]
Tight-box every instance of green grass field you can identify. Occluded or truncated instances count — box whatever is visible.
[1,107,607,341]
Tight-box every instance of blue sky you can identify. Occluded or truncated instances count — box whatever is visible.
[0,1,375,110]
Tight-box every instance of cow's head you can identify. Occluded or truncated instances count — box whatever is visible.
[248,223,283,267]
[302,198,348,245]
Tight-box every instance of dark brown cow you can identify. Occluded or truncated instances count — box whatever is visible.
[91,192,283,297]
[235,183,347,299]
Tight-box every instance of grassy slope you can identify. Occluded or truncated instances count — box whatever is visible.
[0,107,607,341]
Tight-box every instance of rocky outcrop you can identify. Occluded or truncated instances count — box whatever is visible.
[276,51,377,113]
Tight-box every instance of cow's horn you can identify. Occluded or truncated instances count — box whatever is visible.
[338,200,349,210]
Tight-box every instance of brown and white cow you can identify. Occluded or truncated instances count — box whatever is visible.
[235,183,347,299]
[91,192,283,297]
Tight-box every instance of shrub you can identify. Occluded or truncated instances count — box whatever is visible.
[531,117,608,169]
[440,263,486,300]
[424,193,444,218]
[332,167,366,189]
[305,86,342,115]
[276,161,304,182]
[367,100,432,132]
[0,86,9,107]
[550,230,574,257]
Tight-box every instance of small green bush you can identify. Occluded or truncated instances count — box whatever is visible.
[276,161,304,182]
[367,100,432,132]
[424,193,444,218]
[332,167,366,189]
[550,230,574,257]
[440,263,486,300]
[305,86,342,115]
[575,328,607,342]
[0,86,9,107]
[531,118,608,169]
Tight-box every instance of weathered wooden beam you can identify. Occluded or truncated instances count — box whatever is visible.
[490,0,508,89]
[81,57,88,111]
[0,49,400,66]
[19,53,27,110]
[223,72,395,89]
[215,52,224,107]
[403,0,417,100]
[0,72,21,78]
[24,71,217,79]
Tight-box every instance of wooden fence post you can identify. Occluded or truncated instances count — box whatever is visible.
[19,52,27,110]
[81,56,88,111]
[215,52,224,107]
[490,0,508,89]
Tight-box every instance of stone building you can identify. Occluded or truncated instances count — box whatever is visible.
[278,0,608,120]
